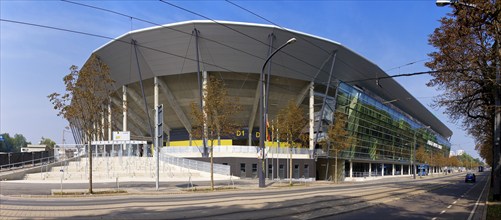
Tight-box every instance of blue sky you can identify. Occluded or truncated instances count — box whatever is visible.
[0,1,479,158]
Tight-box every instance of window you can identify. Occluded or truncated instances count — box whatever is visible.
[252,163,257,177]
[304,164,309,178]
[294,164,300,179]
[279,164,285,179]
[268,164,273,179]
[240,163,246,177]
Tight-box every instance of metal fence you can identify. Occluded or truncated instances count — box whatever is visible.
[160,148,230,176]
[0,151,53,171]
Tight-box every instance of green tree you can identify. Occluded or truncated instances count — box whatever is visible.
[415,146,428,164]
[276,101,308,186]
[326,112,353,183]
[426,0,499,195]
[12,134,30,152]
[191,75,241,190]
[40,137,56,151]
[0,133,31,152]
[48,54,117,194]
[1,133,14,152]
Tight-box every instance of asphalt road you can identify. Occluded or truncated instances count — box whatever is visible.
[331,171,490,220]
[0,172,489,219]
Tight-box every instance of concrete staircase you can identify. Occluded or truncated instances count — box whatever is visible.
[23,156,230,183]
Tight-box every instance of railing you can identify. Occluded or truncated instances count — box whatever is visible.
[0,156,56,172]
[163,145,311,155]
[345,171,390,178]
[162,146,205,154]
[160,149,230,176]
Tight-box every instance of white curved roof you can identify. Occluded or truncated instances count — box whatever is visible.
[93,20,452,139]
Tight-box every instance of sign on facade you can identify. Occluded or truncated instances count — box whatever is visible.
[427,140,443,150]
[113,131,130,141]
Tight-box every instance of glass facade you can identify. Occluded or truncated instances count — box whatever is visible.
[320,82,451,163]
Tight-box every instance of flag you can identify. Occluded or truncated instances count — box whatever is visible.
[266,114,270,141]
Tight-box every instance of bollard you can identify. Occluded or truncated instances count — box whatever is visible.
[60,168,64,195]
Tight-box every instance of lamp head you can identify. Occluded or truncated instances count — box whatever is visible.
[286,38,297,45]
[436,0,456,7]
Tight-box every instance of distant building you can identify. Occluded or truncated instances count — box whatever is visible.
[457,150,465,156]
[449,151,457,157]
[21,144,47,152]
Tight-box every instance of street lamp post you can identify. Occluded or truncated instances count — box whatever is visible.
[259,38,296,188]
[436,0,501,201]
[413,129,417,179]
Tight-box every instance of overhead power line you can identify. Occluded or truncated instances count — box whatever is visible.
[345,69,475,83]
[0,18,237,75]
[159,0,333,81]
[62,0,320,82]
[225,0,330,55]
[0,17,308,95]
[385,58,430,72]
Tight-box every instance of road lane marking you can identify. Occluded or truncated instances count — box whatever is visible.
[432,217,437,220]
[453,201,457,204]
[447,205,452,209]
[467,175,490,220]
[440,210,446,214]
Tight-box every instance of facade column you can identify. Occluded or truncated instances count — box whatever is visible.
[122,85,128,132]
[401,164,403,175]
[101,113,105,141]
[309,82,314,152]
[108,103,112,141]
[202,71,208,155]
[408,164,411,175]
[392,164,395,176]
[382,163,385,177]
[154,76,159,151]
[369,163,372,177]
[349,161,353,178]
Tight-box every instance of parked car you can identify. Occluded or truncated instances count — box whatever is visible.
[465,173,476,183]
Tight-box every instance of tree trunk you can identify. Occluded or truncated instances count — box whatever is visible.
[325,141,331,181]
[289,143,293,186]
[88,139,93,194]
[335,151,338,184]
[210,140,214,191]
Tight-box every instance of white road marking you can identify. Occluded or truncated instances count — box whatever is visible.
[440,210,446,214]
[467,175,490,220]
[453,201,457,204]
[447,205,452,209]
[432,217,437,220]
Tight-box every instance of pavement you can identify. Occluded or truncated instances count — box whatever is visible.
[0,173,490,219]
[0,169,460,196]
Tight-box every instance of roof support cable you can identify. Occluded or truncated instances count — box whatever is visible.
[265,32,275,131]
[68,122,79,145]
[132,39,155,145]
[193,28,208,158]
[313,50,338,158]
[312,51,335,82]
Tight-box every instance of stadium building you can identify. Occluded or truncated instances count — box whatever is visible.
[78,20,452,181]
